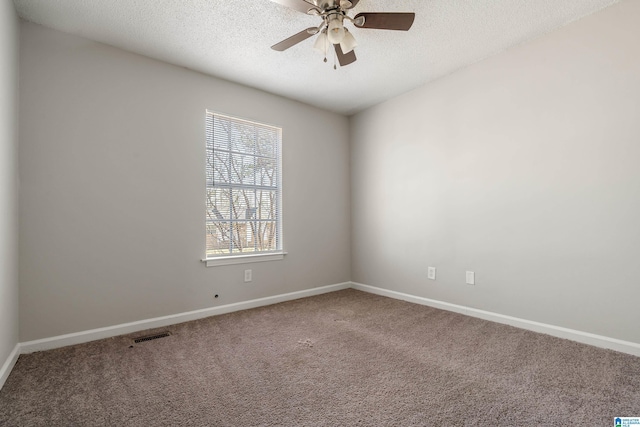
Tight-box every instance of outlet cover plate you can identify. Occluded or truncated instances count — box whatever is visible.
[466,271,475,285]
[428,266,436,280]
[244,269,252,282]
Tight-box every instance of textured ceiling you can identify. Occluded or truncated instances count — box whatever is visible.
[13,0,619,115]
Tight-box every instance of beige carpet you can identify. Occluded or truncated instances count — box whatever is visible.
[1,289,639,426]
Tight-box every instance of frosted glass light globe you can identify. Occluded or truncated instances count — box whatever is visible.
[327,17,345,44]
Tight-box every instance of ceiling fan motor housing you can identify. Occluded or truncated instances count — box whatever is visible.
[313,0,341,11]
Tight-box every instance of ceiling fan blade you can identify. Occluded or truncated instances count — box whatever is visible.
[353,12,415,31]
[271,28,317,51]
[334,44,357,66]
[268,0,316,14]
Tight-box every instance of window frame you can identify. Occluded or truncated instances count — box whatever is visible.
[202,111,285,267]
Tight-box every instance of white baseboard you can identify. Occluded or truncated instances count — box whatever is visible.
[351,282,640,357]
[0,343,21,390]
[20,282,351,354]
[7,279,639,392]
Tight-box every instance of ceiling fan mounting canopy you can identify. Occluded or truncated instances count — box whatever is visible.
[269,0,415,67]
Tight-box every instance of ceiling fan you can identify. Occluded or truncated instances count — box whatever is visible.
[269,0,415,67]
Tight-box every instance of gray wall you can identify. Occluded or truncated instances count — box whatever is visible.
[18,22,351,341]
[0,2,19,364]
[350,0,640,344]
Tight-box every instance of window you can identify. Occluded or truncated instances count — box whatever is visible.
[204,111,283,265]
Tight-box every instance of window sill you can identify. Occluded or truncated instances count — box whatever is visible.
[201,252,287,267]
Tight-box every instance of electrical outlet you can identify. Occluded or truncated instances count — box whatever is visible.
[244,269,252,282]
[428,266,436,280]
[466,271,475,285]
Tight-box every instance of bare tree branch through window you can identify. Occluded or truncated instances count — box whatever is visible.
[205,112,282,257]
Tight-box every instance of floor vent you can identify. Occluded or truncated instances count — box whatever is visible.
[133,332,171,344]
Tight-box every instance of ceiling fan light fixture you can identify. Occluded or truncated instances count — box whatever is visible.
[327,15,345,44]
[268,0,416,68]
[339,28,357,54]
[313,30,329,56]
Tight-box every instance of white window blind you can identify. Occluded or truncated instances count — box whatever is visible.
[205,111,282,259]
